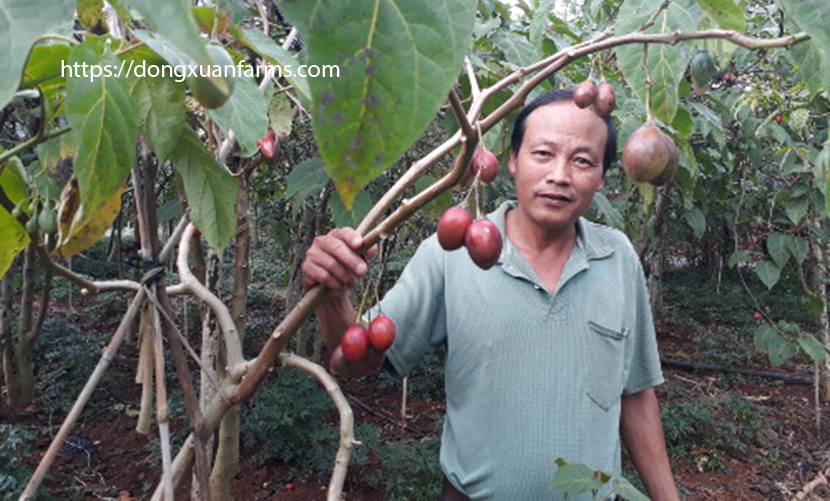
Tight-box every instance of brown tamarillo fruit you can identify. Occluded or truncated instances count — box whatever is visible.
[464,219,502,270]
[649,133,679,186]
[594,83,616,117]
[472,149,500,184]
[573,80,597,109]
[437,206,473,251]
[622,124,670,183]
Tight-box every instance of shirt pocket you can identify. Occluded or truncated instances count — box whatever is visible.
[585,320,629,411]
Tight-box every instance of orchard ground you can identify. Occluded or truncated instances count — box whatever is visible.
[2,251,830,500]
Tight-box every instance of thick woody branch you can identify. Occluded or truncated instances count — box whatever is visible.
[176,223,245,375]
[279,353,355,501]
[449,87,475,143]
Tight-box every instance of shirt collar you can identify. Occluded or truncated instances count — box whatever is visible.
[488,200,615,263]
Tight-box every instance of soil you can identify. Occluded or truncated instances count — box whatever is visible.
[4,312,830,501]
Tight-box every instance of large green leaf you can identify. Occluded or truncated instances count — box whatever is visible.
[123,0,210,66]
[21,44,70,93]
[124,48,186,165]
[696,0,745,32]
[615,0,703,124]
[170,127,238,254]
[0,158,31,276]
[591,192,625,231]
[492,31,540,69]
[790,41,828,95]
[280,0,476,208]
[205,70,270,158]
[229,27,311,102]
[776,0,830,93]
[65,41,138,221]
[0,0,74,109]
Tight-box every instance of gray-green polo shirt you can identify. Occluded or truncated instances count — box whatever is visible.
[377,200,664,500]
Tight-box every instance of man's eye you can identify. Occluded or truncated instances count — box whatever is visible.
[575,158,595,168]
[534,151,551,158]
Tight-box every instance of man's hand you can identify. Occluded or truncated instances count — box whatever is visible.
[301,227,382,377]
[301,227,377,295]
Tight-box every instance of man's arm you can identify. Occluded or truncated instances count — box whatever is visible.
[620,388,679,501]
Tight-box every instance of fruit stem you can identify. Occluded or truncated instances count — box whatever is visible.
[355,260,373,323]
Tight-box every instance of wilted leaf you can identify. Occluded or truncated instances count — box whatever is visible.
[53,179,124,259]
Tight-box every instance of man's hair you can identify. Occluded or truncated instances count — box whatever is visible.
[510,89,618,175]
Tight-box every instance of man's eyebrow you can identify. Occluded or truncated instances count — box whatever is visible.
[528,140,599,157]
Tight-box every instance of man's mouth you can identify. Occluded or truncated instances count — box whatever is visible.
[538,193,572,203]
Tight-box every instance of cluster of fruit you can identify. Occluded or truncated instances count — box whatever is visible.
[12,201,57,235]
[573,80,616,117]
[436,149,504,270]
[335,315,396,364]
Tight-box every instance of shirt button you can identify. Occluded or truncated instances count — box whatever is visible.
[534,284,541,290]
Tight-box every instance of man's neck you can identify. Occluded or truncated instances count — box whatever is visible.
[504,208,578,258]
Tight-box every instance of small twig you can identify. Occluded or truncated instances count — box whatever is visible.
[793,467,829,500]
[639,0,672,32]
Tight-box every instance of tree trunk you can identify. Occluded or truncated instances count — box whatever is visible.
[1,258,16,407]
[209,165,251,500]
[292,205,317,358]
[808,217,830,402]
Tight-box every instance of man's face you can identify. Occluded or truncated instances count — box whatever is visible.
[508,100,607,235]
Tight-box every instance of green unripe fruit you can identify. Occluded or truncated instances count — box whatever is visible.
[38,209,58,233]
[11,202,23,219]
[690,51,717,96]
[25,217,38,234]
[188,44,236,109]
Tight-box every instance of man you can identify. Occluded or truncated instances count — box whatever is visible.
[302,89,679,500]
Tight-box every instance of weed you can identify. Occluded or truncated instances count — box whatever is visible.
[366,436,443,501]
[0,424,51,500]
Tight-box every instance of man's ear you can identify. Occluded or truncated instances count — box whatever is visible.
[508,150,517,175]
[595,174,606,192]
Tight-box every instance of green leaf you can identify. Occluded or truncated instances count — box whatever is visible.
[755,259,781,290]
[806,293,825,318]
[124,0,210,66]
[785,235,807,265]
[615,0,703,124]
[684,208,706,239]
[529,0,554,50]
[330,190,373,229]
[124,48,186,164]
[785,195,808,225]
[280,0,476,208]
[229,27,311,102]
[696,0,746,32]
[170,127,239,254]
[796,334,826,363]
[777,0,830,92]
[767,333,797,366]
[21,44,70,94]
[0,158,31,276]
[268,92,293,140]
[753,324,777,353]
[285,158,329,202]
[611,474,651,501]
[206,70,270,157]
[0,0,74,109]
[65,41,138,222]
[673,105,694,139]
[727,249,760,267]
[592,192,625,231]
[766,232,789,268]
[790,41,828,96]
[551,463,604,495]
[493,31,540,69]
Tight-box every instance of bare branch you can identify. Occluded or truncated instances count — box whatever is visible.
[279,353,355,501]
